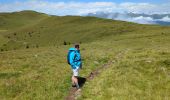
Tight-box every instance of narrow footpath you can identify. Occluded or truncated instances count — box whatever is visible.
[65,50,127,100]
[65,61,113,100]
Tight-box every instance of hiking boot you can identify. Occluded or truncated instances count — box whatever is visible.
[72,84,76,87]
[77,88,81,92]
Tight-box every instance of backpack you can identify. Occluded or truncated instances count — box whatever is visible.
[67,50,76,65]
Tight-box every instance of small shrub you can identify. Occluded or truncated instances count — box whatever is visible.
[36,44,39,48]
[28,32,32,37]
[163,59,170,66]
[14,33,17,36]
[64,41,67,45]
[26,45,29,49]
[68,42,71,45]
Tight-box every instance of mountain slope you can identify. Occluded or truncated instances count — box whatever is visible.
[1,11,169,51]
[0,11,168,50]
[0,10,48,31]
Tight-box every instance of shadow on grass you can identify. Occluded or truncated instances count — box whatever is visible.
[77,76,86,88]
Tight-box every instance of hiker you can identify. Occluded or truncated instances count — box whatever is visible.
[67,44,82,89]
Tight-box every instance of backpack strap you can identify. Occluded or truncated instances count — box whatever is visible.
[73,51,77,61]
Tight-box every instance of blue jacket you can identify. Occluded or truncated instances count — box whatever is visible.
[69,48,82,69]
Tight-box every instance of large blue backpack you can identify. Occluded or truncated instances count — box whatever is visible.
[67,50,76,65]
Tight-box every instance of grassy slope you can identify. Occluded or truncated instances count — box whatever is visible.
[0,34,8,47]
[0,11,170,99]
[0,11,160,51]
[0,10,48,30]
[80,30,170,100]
[0,10,49,51]
[0,29,8,48]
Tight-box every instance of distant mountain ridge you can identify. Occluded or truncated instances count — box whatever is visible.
[87,12,170,25]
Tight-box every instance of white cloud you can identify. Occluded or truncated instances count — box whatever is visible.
[115,16,156,24]
[0,1,170,15]
[157,16,170,22]
[104,13,170,24]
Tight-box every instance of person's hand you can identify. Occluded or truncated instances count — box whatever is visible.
[75,66,79,70]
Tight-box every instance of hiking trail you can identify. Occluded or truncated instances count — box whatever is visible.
[65,50,128,100]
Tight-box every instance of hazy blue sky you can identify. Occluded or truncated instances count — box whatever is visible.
[0,0,170,15]
[0,0,169,3]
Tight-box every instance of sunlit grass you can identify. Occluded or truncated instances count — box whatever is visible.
[79,37,170,100]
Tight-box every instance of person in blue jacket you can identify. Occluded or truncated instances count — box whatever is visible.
[69,44,82,89]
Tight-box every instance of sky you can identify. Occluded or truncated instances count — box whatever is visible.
[0,0,169,4]
[0,0,170,15]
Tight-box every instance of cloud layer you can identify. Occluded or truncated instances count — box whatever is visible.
[0,1,170,15]
[87,12,170,25]
[115,16,170,24]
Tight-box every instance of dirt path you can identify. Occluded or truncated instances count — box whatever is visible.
[65,61,113,100]
[65,50,128,100]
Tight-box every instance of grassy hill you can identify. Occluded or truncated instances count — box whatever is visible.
[1,10,167,51]
[0,10,48,30]
[0,11,170,99]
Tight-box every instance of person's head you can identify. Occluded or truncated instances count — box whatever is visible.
[74,43,80,50]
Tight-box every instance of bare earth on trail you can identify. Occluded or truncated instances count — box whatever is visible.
[65,61,113,100]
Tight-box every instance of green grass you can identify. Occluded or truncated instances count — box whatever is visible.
[0,45,112,99]
[79,32,170,100]
[0,10,48,30]
[0,10,170,100]
[80,49,170,99]
[0,34,8,48]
